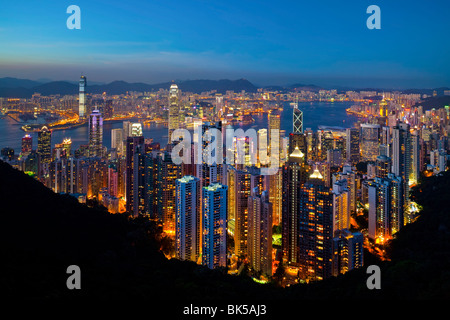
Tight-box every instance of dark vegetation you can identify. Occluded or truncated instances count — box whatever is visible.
[1,160,450,300]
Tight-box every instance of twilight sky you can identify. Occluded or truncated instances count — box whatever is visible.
[0,0,449,89]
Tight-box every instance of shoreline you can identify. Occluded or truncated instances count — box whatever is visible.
[20,117,145,133]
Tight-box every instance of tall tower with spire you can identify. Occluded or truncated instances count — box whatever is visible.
[282,146,309,264]
[168,83,180,143]
[79,75,86,118]
[292,95,303,134]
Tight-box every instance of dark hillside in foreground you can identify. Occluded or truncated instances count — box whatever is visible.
[1,160,450,300]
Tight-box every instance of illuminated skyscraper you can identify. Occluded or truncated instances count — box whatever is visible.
[333,165,358,215]
[332,178,350,234]
[268,109,281,145]
[168,83,180,143]
[267,110,283,226]
[288,133,307,162]
[282,146,310,264]
[257,128,268,166]
[293,110,303,136]
[108,161,118,198]
[132,145,147,216]
[79,75,86,118]
[360,124,380,162]
[327,149,343,167]
[345,127,360,165]
[332,229,364,276]
[21,134,32,158]
[410,131,421,185]
[215,93,224,118]
[319,130,334,161]
[125,135,144,215]
[123,121,132,138]
[392,122,411,218]
[37,126,51,164]
[248,188,272,276]
[375,155,391,179]
[62,138,72,157]
[131,123,143,137]
[297,168,333,281]
[368,173,403,243]
[111,128,124,156]
[293,101,303,134]
[202,183,228,269]
[88,108,103,158]
[233,168,251,257]
[196,121,223,189]
[160,151,182,234]
[176,176,201,263]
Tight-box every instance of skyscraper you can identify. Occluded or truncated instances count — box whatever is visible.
[160,151,182,234]
[297,168,334,281]
[268,108,281,148]
[37,126,51,164]
[332,229,364,276]
[79,75,86,118]
[293,102,303,134]
[111,128,124,156]
[319,130,334,161]
[267,111,283,227]
[233,168,251,257]
[288,133,307,161]
[196,121,223,189]
[215,93,224,118]
[360,124,380,162]
[176,176,201,263]
[410,131,421,186]
[368,173,403,243]
[392,122,411,218]
[125,135,144,215]
[375,155,392,179]
[108,161,118,198]
[248,188,273,276]
[21,134,32,158]
[88,108,103,158]
[168,83,180,143]
[123,121,132,138]
[332,178,350,234]
[345,127,360,165]
[132,144,147,216]
[282,146,310,264]
[202,183,228,269]
[131,123,143,137]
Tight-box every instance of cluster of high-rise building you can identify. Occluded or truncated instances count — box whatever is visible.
[1,77,449,285]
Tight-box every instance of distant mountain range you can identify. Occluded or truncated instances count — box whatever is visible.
[412,95,450,111]
[0,77,448,99]
[0,77,261,98]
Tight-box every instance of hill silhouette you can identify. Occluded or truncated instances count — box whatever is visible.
[0,78,257,98]
[412,95,450,111]
[1,159,450,301]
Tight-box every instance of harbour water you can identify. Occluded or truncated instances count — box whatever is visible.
[0,101,359,153]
